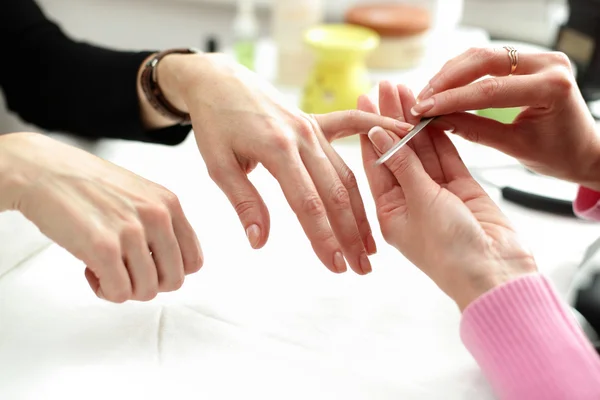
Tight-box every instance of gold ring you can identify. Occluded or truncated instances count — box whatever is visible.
[503,46,518,75]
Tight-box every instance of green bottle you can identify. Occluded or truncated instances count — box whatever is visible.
[233,0,258,71]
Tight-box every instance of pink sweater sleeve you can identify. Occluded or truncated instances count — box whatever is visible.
[460,274,600,400]
[574,186,600,220]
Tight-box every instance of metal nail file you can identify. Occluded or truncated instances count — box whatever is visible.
[374,117,436,166]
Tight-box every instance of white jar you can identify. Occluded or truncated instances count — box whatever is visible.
[271,0,323,86]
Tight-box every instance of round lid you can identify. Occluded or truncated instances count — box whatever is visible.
[345,3,431,37]
[304,24,380,53]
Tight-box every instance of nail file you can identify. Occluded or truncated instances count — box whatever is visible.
[374,117,436,166]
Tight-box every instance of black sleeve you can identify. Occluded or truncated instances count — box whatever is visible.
[0,0,190,145]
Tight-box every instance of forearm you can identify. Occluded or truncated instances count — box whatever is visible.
[0,133,32,212]
[461,274,600,399]
[1,0,190,144]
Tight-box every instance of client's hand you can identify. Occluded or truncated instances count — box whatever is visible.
[412,47,600,190]
[159,53,413,275]
[0,133,202,303]
[360,82,537,310]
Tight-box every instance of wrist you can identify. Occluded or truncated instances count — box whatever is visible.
[156,52,213,114]
[454,258,538,312]
[0,133,36,212]
[580,143,600,191]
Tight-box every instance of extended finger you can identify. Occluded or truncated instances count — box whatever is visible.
[316,134,377,255]
[428,129,471,181]
[299,136,372,275]
[358,95,399,202]
[264,152,347,274]
[412,71,564,118]
[367,127,436,202]
[431,112,527,158]
[207,155,271,250]
[397,84,446,184]
[313,109,413,142]
[418,48,560,102]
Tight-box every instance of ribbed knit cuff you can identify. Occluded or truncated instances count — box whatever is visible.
[460,274,600,400]
[574,186,600,221]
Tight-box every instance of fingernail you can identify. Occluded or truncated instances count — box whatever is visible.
[245,224,261,249]
[411,98,435,117]
[417,85,434,102]
[395,121,414,131]
[368,127,394,153]
[333,251,347,273]
[360,253,372,274]
[366,234,377,255]
[432,119,455,133]
[97,288,105,300]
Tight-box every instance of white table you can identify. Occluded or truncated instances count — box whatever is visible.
[1,30,598,399]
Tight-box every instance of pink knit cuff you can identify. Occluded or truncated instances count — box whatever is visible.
[574,186,600,220]
[460,274,600,400]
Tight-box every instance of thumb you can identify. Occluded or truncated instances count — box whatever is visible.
[209,161,271,249]
[367,127,436,201]
[433,112,524,157]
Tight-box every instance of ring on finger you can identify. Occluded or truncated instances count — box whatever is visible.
[503,46,519,75]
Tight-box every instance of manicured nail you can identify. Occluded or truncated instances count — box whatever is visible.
[368,127,394,153]
[418,85,434,101]
[432,119,455,133]
[360,253,372,274]
[411,98,435,117]
[366,234,377,255]
[333,251,347,273]
[395,121,414,131]
[245,224,261,249]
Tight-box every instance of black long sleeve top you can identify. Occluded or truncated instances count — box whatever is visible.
[0,0,191,145]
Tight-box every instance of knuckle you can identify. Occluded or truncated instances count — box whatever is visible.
[460,124,481,144]
[184,253,204,274]
[477,77,503,97]
[386,152,412,178]
[120,220,145,241]
[329,183,351,209]
[545,67,573,94]
[269,131,295,153]
[108,287,132,303]
[162,274,185,292]
[300,195,325,217]
[140,203,171,228]
[338,165,358,190]
[90,233,121,260]
[207,160,230,183]
[137,288,158,302]
[294,117,316,143]
[233,199,259,217]
[160,190,182,212]
[549,51,572,70]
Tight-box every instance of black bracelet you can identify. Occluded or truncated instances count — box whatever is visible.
[140,48,199,124]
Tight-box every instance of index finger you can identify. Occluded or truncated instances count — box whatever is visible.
[313,110,413,142]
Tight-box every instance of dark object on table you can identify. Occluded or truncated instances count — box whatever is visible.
[574,272,600,354]
[501,187,576,217]
[555,0,600,102]
[205,36,219,53]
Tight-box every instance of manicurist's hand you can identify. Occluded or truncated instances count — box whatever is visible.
[412,47,600,190]
[360,82,537,310]
[0,133,203,303]
[157,53,413,274]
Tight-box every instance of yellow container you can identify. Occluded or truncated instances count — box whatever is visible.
[301,24,380,114]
